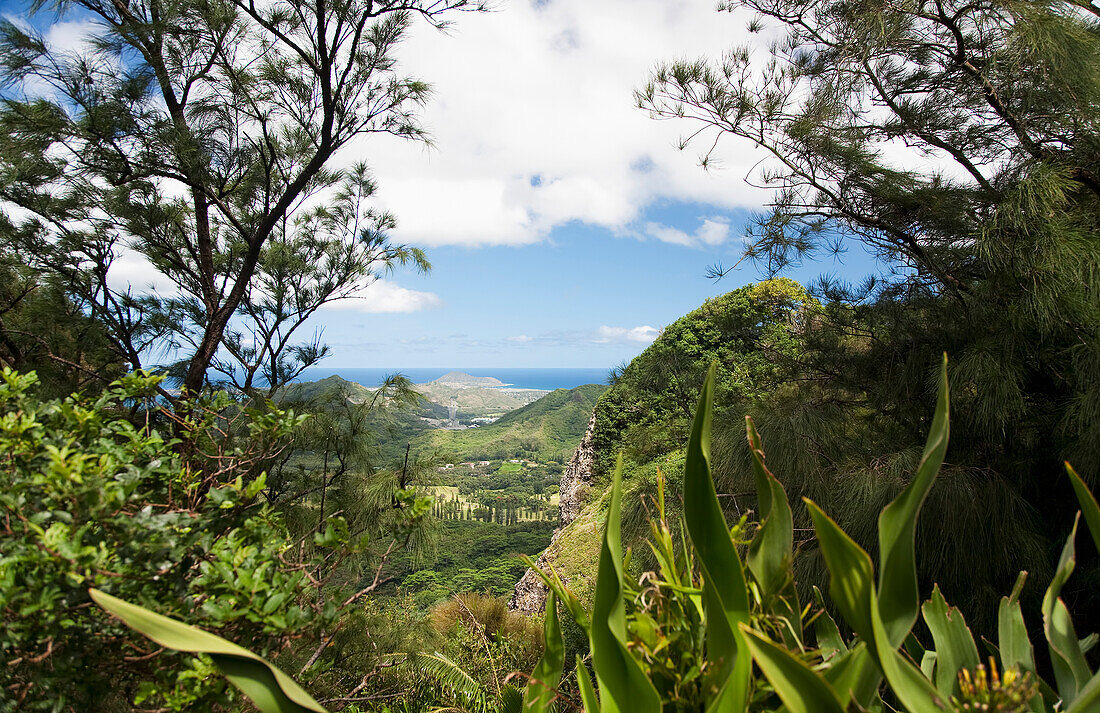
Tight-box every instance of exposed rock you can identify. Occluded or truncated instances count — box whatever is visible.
[558,410,598,527]
[509,409,598,613]
[509,543,552,613]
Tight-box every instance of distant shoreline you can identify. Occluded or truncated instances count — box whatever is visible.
[294,367,611,392]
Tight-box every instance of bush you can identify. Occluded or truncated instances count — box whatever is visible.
[0,369,314,711]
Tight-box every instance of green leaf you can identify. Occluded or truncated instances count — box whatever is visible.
[805,498,875,646]
[1042,514,1091,705]
[811,586,846,661]
[745,416,794,596]
[921,585,979,697]
[1065,670,1100,713]
[89,589,327,713]
[683,363,751,713]
[821,642,883,710]
[576,655,600,713]
[589,456,660,713]
[520,555,590,633]
[740,625,845,713]
[997,572,1036,675]
[870,590,952,713]
[877,354,950,649]
[523,592,565,713]
[745,416,800,644]
[1066,463,1100,555]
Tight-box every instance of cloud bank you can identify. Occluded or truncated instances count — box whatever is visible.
[361,0,766,247]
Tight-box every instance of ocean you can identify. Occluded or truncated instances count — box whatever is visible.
[293,367,613,391]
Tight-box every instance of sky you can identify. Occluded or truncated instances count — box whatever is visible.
[3,0,883,368]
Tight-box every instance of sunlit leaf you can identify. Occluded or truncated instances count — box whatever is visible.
[921,585,979,697]
[90,589,327,713]
[1042,515,1091,705]
[805,499,874,646]
[522,592,565,713]
[745,416,800,644]
[1066,463,1100,554]
[741,625,845,713]
[576,655,600,713]
[683,363,751,713]
[589,456,660,713]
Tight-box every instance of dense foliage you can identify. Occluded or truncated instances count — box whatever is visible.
[636,0,1100,631]
[524,363,1100,713]
[590,278,811,476]
[0,369,314,710]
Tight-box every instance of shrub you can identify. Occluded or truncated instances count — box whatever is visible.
[0,369,313,711]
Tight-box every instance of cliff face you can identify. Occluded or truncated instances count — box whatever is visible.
[557,410,597,527]
[509,409,598,613]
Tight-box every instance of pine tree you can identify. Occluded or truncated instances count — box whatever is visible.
[637,0,1100,630]
[0,0,482,397]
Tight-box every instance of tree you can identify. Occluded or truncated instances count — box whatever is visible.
[637,0,1100,629]
[0,0,479,398]
[0,241,126,396]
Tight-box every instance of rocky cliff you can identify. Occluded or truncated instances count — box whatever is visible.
[509,409,598,613]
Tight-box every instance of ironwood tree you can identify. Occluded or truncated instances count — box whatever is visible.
[638,0,1100,629]
[0,0,478,398]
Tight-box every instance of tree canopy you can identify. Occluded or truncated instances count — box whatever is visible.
[0,0,479,397]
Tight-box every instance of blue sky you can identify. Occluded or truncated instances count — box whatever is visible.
[1,0,884,368]
[310,203,880,368]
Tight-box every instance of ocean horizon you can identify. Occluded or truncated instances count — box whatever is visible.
[294,367,613,391]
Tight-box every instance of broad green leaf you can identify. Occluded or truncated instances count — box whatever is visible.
[1065,670,1100,713]
[870,588,952,713]
[589,457,660,713]
[921,650,938,680]
[921,585,979,696]
[740,625,845,713]
[89,589,327,713]
[806,499,875,646]
[998,572,1036,674]
[877,354,950,648]
[745,416,800,644]
[822,643,883,709]
[683,363,751,713]
[1066,463,1100,555]
[1042,515,1091,705]
[523,592,565,713]
[576,655,600,713]
[745,416,794,596]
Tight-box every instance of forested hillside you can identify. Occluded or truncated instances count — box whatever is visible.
[416,384,606,463]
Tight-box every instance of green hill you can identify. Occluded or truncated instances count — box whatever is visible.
[518,279,815,603]
[415,383,607,463]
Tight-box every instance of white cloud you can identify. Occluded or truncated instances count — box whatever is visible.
[644,217,731,247]
[352,0,768,247]
[508,335,534,342]
[46,20,100,56]
[106,251,180,297]
[596,325,660,344]
[322,280,443,313]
